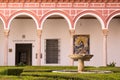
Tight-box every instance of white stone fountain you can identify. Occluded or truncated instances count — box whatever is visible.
[69,53,93,73]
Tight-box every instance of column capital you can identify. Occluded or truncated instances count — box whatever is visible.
[37,29,42,36]
[69,29,75,36]
[102,29,109,36]
[4,29,10,36]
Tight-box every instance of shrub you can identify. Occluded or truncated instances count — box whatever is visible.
[107,62,116,67]
[7,68,23,76]
[0,69,7,75]
[0,67,8,75]
[17,62,26,66]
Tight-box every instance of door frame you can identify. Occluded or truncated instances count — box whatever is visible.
[15,43,32,66]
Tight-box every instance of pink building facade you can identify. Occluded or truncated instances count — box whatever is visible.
[0,0,120,66]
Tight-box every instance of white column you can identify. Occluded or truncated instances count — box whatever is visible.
[102,29,109,66]
[4,29,9,66]
[37,29,42,66]
[69,29,75,66]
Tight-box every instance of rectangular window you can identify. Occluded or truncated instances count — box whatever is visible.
[45,39,60,64]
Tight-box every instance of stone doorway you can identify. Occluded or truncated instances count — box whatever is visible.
[15,43,32,66]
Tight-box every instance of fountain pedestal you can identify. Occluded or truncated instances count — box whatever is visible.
[78,59,84,72]
[69,54,93,72]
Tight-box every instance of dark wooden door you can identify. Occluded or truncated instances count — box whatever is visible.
[15,44,32,65]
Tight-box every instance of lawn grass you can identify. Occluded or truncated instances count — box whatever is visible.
[0,66,120,80]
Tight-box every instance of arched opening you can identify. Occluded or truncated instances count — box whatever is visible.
[75,15,103,66]
[0,19,4,66]
[40,11,72,29]
[9,15,37,66]
[41,15,71,65]
[108,15,120,66]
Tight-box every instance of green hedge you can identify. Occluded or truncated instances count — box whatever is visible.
[23,69,53,72]
[0,67,7,75]
[23,66,77,70]
[21,72,83,79]
[7,68,23,76]
[0,76,66,80]
[21,72,120,80]
[0,66,120,80]
[0,70,7,75]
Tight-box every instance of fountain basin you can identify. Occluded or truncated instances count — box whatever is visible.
[69,54,93,73]
[69,54,93,61]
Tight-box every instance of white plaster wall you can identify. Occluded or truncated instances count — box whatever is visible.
[75,19,103,66]
[0,20,4,66]
[9,19,37,66]
[1,18,120,67]
[108,19,120,66]
[41,19,105,66]
[41,19,71,66]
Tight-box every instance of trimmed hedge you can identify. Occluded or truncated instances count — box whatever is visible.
[21,72,83,79]
[0,67,8,75]
[23,66,77,70]
[7,68,23,76]
[23,69,52,72]
[21,72,120,80]
[0,70,7,75]
[0,76,66,80]
[0,66,120,80]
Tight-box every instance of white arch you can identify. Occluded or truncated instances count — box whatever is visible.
[0,17,6,29]
[74,13,105,29]
[106,13,120,29]
[40,12,72,29]
[8,12,39,29]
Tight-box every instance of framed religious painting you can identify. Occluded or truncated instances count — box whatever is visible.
[73,35,90,54]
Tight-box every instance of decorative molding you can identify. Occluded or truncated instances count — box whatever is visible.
[102,29,109,36]
[0,2,120,29]
[37,29,42,36]
[4,29,9,36]
[0,0,120,3]
[69,29,75,36]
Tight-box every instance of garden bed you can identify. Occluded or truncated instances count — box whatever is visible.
[0,66,120,80]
